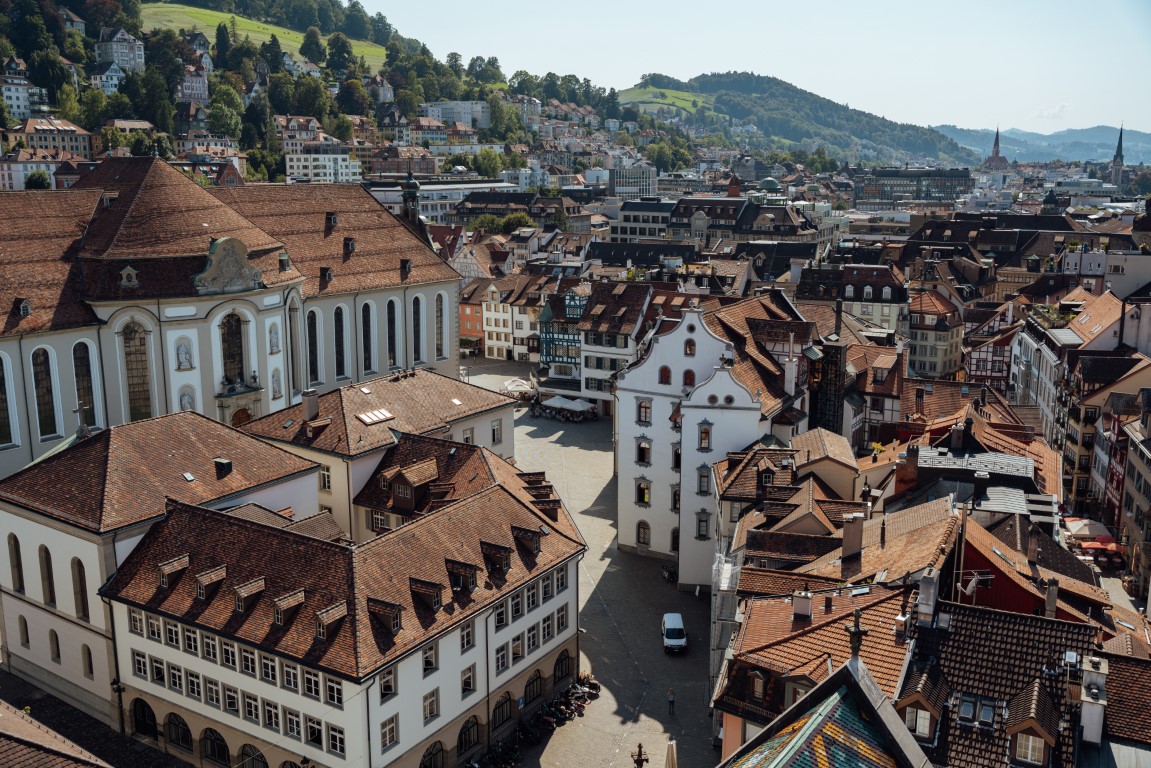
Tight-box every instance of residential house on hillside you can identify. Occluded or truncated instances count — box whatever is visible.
[90,61,126,96]
[95,27,144,72]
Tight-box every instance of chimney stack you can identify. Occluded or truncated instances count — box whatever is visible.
[792,591,813,620]
[214,457,232,479]
[303,388,320,421]
[1045,578,1059,618]
[915,387,925,414]
[1027,523,1041,564]
[972,471,990,507]
[879,515,887,548]
[835,298,843,336]
[1080,655,1109,745]
[842,513,865,558]
[950,422,965,451]
[917,567,940,625]
[824,594,834,613]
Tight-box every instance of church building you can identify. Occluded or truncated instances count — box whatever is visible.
[0,157,460,479]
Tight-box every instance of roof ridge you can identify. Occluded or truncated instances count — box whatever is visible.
[740,588,902,658]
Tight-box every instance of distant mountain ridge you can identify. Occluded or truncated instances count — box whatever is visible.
[933,124,1151,164]
[628,72,981,165]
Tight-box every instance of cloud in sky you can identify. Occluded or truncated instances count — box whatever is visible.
[1035,103,1070,121]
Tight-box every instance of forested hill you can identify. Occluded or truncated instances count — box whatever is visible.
[638,71,980,165]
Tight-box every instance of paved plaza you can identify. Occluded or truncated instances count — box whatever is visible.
[470,357,716,768]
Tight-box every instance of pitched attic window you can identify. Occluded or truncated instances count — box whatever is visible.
[321,267,334,283]
[120,266,139,288]
[195,565,226,600]
[315,600,348,639]
[410,578,443,611]
[446,560,478,594]
[367,597,403,633]
[481,541,512,576]
[958,696,976,722]
[157,554,189,588]
[272,589,305,626]
[17,299,31,317]
[512,526,541,555]
[760,471,775,486]
[233,576,265,613]
[278,252,292,272]
[325,212,339,229]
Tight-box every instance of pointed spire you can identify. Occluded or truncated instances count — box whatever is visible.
[992,125,1001,158]
[1115,124,1124,164]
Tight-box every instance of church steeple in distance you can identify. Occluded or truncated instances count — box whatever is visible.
[984,124,1008,170]
[992,125,1001,158]
[1112,124,1125,187]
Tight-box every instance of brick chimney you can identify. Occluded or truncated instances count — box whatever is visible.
[1044,578,1059,618]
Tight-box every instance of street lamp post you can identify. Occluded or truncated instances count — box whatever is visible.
[631,743,649,768]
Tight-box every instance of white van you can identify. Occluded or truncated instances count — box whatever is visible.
[662,612,687,653]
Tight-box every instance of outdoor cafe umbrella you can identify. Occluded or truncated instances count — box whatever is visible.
[665,738,677,768]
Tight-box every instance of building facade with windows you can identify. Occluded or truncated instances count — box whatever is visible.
[0,412,318,729]
[0,156,460,480]
[102,471,586,768]
[95,27,145,72]
[241,371,516,539]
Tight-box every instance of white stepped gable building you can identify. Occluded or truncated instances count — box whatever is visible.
[614,292,814,589]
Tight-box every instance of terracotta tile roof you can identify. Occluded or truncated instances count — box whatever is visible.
[1061,287,1123,343]
[72,157,282,260]
[353,434,494,511]
[904,601,1095,768]
[714,448,799,499]
[285,511,350,542]
[733,587,913,698]
[0,189,102,338]
[791,427,859,470]
[743,530,841,564]
[909,289,959,316]
[0,700,112,767]
[576,281,651,335]
[102,478,586,679]
[736,567,841,598]
[987,516,1098,587]
[1101,652,1151,744]
[211,183,460,296]
[242,369,513,458]
[0,412,316,533]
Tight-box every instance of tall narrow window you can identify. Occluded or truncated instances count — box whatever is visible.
[413,296,423,363]
[122,322,152,421]
[221,313,245,384]
[8,534,24,593]
[82,644,94,678]
[307,310,320,384]
[386,300,397,367]
[49,629,60,662]
[72,344,96,428]
[362,304,374,372]
[435,293,445,358]
[31,348,58,437]
[0,355,12,444]
[334,307,346,378]
[38,545,55,606]
[287,301,301,392]
[71,558,89,620]
[683,369,695,387]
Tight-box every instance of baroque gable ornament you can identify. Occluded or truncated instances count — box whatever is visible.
[193,237,263,296]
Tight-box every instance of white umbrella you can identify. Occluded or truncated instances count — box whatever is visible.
[665,738,678,768]
[502,379,534,393]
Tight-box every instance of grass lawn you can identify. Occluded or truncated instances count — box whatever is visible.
[618,86,711,114]
[140,2,389,71]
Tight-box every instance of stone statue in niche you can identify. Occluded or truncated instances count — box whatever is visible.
[176,342,193,370]
[269,325,281,354]
[271,369,283,399]
[180,391,194,411]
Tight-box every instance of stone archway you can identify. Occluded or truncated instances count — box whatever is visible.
[230,408,251,427]
[130,698,156,738]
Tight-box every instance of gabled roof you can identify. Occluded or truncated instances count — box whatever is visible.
[73,157,283,260]
[211,183,460,296]
[903,601,1096,768]
[0,700,111,767]
[102,478,586,679]
[791,428,859,471]
[243,369,513,458]
[1100,652,1151,745]
[0,189,102,338]
[0,412,315,533]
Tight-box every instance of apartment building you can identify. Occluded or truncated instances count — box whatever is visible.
[95,27,145,72]
[0,412,318,729]
[907,290,963,379]
[102,476,585,767]
[608,197,676,243]
[285,145,362,183]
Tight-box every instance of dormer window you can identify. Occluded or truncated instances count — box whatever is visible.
[760,471,774,486]
[751,672,765,700]
[410,578,443,611]
[367,598,402,633]
[1015,733,1045,765]
[195,565,225,600]
[512,526,541,555]
[157,554,189,588]
[315,600,348,638]
[978,701,995,726]
[273,589,305,626]
[17,299,31,317]
[315,617,326,639]
[232,576,265,613]
[844,285,854,299]
[958,696,976,722]
[120,266,139,288]
[904,707,931,738]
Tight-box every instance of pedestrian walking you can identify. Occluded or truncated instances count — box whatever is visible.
[667,688,676,715]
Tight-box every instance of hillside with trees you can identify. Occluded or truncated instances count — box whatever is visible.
[633,71,980,165]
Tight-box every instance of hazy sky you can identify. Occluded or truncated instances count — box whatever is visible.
[365,0,1149,134]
